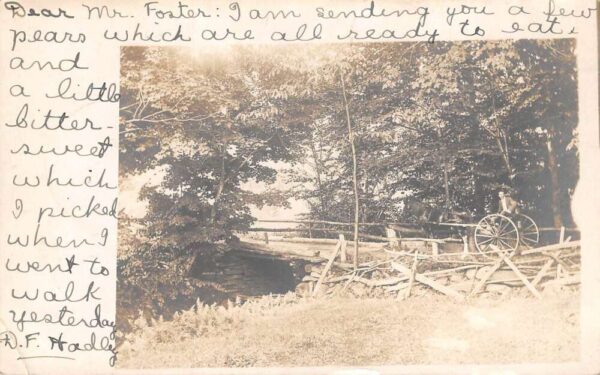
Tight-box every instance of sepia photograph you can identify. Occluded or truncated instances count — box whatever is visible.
[116,40,580,368]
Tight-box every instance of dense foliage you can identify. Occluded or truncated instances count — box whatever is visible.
[282,40,578,227]
[118,40,578,321]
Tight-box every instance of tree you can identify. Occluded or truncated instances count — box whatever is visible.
[120,47,312,247]
[284,40,578,227]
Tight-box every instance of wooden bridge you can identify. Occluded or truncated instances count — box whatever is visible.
[240,219,577,253]
[187,219,581,301]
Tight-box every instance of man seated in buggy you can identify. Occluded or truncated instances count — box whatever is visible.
[497,190,524,229]
[497,190,520,215]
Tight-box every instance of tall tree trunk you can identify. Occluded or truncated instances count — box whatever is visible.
[491,95,513,181]
[494,132,513,180]
[210,147,227,229]
[546,130,563,227]
[308,136,327,216]
[442,161,450,209]
[437,128,451,209]
[340,71,360,269]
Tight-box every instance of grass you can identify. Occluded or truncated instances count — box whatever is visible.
[118,290,580,368]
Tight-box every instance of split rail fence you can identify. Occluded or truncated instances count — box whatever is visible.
[241,219,581,300]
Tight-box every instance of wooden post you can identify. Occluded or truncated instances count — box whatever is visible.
[339,234,347,262]
[431,242,439,258]
[559,226,565,243]
[557,264,563,279]
[386,227,399,248]
[312,241,342,297]
[263,232,269,244]
[461,234,469,258]
[404,251,419,299]
[521,240,580,255]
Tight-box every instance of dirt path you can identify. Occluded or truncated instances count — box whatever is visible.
[119,291,580,368]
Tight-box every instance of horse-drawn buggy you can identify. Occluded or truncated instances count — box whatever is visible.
[442,212,540,258]
[401,198,540,258]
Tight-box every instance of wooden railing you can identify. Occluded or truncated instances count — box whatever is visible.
[240,219,580,260]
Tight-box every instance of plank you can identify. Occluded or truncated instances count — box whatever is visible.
[312,241,342,297]
[255,219,421,227]
[470,258,503,296]
[548,253,573,273]
[339,234,347,262]
[257,237,383,247]
[531,258,555,287]
[324,274,407,287]
[232,241,326,262]
[341,272,356,291]
[392,261,464,301]
[403,253,419,299]
[520,240,580,255]
[502,255,542,299]
[422,265,480,276]
[382,237,463,243]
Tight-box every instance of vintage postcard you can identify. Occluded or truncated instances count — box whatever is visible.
[0,0,599,374]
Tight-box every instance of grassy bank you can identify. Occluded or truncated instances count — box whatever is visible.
[118,291,579,368]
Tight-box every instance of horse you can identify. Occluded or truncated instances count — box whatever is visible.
[401,197,473,238]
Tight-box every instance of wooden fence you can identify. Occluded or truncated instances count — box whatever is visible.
[240,219,580,264]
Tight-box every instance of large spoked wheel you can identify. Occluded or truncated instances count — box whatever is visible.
[516,214,539,249]
[474,214,520,258]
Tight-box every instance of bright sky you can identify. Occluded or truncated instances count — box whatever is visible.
[119,163,310,227]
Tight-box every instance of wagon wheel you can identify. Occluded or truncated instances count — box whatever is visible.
[516,214,539,248]
[474,214,520,258]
